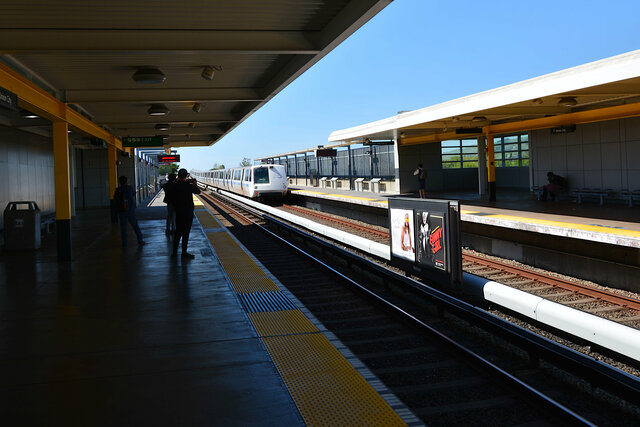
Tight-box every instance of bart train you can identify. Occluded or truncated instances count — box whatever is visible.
[191,164,288,199]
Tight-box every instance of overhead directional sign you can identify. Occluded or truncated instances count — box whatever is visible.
[158,154,180,163]
[316,148,337,157]
[122,136,164,147]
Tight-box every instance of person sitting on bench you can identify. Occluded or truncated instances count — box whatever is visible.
[541,172,565,201]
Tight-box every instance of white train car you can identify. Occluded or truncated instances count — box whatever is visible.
[192,164,288,200]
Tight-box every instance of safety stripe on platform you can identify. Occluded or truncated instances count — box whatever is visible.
[263,334,405,426]
[195,206,409,426]
[461,209,640,237]
[194,210,222,230]
[249,310,318,336]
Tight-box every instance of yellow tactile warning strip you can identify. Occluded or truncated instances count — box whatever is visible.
[461,209,640,238]
[248,310,318,337]
[263,334,405,426]
[206,231,280,293]
[194,209,221,229]
[194,206,408,426]
[193,195,204,208]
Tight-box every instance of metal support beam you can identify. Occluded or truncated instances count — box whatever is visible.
[0,29,319,53]
[52,121,72,261]
[0,62,122,149]
[484,101,640,135]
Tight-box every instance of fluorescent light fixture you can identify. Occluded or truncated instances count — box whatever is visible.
[148,104,169,116]
[132,67,166,84]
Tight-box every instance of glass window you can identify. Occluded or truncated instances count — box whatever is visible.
[505,159,519,167]
[504,135,518,143]
[504,143,519,152]
[463,161,478,168]
[462,146,477,154]
[441,146,460,155]
[254,167,270,184]
[442,154,461,162]
[462,154,478,161]
[461,139,477,147]
[442,162,460,169]
[521,134,529,142]
[441,140,460,147]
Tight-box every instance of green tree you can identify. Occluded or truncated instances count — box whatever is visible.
[159,163,179,176]
[210,163,225,170]
[239,157,252,167]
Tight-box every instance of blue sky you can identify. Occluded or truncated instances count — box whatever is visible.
[180,0,640,171]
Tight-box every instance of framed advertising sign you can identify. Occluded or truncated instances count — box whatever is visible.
[388,197,462,288]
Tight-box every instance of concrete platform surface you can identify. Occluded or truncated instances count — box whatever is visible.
[0,203,303,426]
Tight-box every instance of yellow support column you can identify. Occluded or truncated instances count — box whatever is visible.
[52,121,72,261]
[486,133,496,201]
[107,144,119,222]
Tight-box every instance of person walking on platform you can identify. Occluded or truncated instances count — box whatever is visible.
[414,163,426,199]
[114,175,145,246]
[162,173,177,235]
[170,168,201,259]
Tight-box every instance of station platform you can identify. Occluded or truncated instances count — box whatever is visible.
[0,193,418,426]
[289,186,640,249]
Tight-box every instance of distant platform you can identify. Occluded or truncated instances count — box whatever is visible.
[289,186,640,249]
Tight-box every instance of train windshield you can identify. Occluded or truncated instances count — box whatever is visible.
[254,167,270,184]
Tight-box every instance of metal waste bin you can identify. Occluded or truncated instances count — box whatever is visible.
[3,201,41,250]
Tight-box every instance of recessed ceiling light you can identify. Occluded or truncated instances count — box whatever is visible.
[132,67,166,84]
[192,103,202,113]
[471,116,487,122]
[21,110,39,119]
[155,123,170,131]
[148,104,169,116]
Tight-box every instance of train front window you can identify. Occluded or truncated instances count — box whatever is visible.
[254,167,270,184]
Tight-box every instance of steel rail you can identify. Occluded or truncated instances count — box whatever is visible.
[464,252,640,311]
[199,192,606,425]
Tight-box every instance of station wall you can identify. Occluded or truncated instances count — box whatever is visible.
[73,148,110,209]
[0,126,54,230]
[531,117,640,191]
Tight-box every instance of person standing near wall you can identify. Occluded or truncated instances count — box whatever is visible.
[114,176,145,246]
[414,163,426,198]
[169,168,201,259]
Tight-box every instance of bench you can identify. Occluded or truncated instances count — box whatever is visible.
[370,178,382,193]
[572,188,612,205]
[621,190,640,207]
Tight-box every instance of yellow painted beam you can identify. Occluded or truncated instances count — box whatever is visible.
[486,134,495,183]
[0,62,121,149]
[484,102,640,134]
[52,121,71,220]
[400,130,482,146]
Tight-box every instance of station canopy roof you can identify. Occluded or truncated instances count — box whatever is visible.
[0,0,391,149]
[328,50,640,146]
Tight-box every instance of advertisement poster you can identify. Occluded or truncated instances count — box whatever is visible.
[390,208,415,262]
[415,210,446,270]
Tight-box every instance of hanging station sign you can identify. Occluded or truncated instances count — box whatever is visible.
[315,148,337,157]
[122,136,164,147]
[0,87,18,112]
[388,197,462,288]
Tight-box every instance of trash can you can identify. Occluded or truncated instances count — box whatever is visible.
[3,201,41,250]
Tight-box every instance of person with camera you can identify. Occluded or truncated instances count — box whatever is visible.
[169,168,201,259]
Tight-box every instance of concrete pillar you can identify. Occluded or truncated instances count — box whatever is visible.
[52,121,72,261]
[108,144,118,222]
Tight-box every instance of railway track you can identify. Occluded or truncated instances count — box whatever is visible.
[199,190,640,426]
[279,204,640,329]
